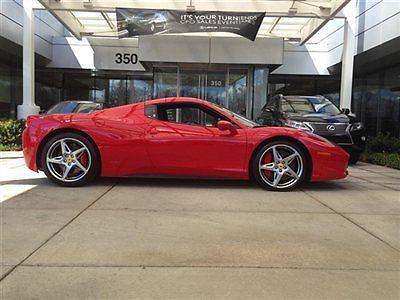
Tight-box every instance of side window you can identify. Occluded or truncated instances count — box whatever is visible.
[266,96,279,110]
[75,104,97,113]
[146,103,222,127]
[281,99,294,113]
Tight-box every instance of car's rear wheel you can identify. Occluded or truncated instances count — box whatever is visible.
[252,140,307,191]
[41,132,99,187]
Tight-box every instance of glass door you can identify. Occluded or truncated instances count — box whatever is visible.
[179,70,204,99]
[179,70,227,106]
[206,72,227,107]
[177,67,251,117]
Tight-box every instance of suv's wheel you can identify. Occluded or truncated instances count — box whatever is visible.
[252,140,307,191]
[348,153,361,165]
[41,132,99,187]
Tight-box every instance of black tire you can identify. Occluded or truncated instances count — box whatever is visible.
[251,140,308,191]
[348,153,361,165]
[41,132,99,187]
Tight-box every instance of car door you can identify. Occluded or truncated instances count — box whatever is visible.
[144,102,248,178]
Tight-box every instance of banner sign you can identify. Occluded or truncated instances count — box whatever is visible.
[116,8,265,41]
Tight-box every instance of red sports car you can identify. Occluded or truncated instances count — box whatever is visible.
[23,97,349,191]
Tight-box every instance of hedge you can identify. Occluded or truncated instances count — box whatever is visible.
[361,133,400,170]
[362,152,400,170]
[0,119,24,151]
[365,133,400,154]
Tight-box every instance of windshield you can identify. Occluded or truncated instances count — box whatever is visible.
[282,97,341,115]
[46,102,77,114]
[210,103,258,128]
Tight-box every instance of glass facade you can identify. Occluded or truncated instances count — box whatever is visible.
[0,62,22,118]
[153,66,260,118]
[36,71,152,111]
[0,57,397,138]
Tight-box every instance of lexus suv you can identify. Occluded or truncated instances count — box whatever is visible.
[256,95,367,164]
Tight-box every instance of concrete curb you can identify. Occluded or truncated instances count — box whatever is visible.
[0,151,24,159]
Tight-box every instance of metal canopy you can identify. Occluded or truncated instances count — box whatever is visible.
[38,0,349,44]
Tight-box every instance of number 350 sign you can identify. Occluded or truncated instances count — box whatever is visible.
[115,53,138,64]
[94,47,145,71]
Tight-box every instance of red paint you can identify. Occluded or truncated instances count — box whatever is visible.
[23,97,349,182]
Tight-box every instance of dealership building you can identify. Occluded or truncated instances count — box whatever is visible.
[0,0,399,137]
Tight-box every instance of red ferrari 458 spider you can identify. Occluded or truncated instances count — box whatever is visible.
[23,97,349,191]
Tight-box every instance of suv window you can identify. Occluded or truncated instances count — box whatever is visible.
[145,103,224,127]
[265,96,279,110]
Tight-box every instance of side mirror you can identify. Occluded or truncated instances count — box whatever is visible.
[342,108,350,115]
[217,120,236,132]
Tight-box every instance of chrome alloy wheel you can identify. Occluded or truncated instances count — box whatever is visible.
[46,138,92,183]
[258,144,304,189]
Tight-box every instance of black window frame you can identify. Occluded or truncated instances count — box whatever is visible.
[144,102,233,128]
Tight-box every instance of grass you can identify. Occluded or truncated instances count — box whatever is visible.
[361,152,400,170]
[0,144,21,151]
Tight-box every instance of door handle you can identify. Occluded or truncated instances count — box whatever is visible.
[149,128,159,135]
[149,127,175,135]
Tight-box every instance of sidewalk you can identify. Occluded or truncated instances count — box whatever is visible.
[1,153,399,299]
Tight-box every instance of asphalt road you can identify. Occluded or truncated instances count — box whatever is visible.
[1,152,399,299]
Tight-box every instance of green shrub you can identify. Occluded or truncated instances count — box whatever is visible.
[0,119,24,151]
[366,133,400,154]
[362,152,400,170]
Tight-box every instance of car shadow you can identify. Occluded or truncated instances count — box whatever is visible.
[2,176,375,192]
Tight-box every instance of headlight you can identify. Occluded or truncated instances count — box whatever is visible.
[284,120,313,132]
[350,122,363,131]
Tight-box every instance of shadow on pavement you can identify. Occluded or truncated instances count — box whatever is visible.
[2,175,374,192]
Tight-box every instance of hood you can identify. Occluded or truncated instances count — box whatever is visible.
[284,112,350,124]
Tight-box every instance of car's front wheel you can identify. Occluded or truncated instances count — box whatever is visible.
[252,140,307,191]
[41,132,99,187]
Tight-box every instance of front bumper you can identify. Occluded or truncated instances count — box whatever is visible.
[299,133,349,182]
[324,130,367,156]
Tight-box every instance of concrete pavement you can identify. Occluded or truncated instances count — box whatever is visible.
[1,153,399,299]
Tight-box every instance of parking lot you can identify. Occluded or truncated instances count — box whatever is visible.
[1,152,399,299]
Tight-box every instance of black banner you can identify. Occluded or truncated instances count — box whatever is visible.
[116,8,265,41]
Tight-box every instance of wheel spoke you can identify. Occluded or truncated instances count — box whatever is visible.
[61,164,73,180]
[74,160,87,173]
[272,146,282,163]
[48,156,64,165]
[272,172,283,187]
[260,162,275,171]
[283,153,297,165]
[285,166,299,179]
[60,140,72,155]
[72,147,86,158]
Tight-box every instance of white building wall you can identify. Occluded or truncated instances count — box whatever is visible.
[0,0,64,60]
[0,0,398,75]
[273,0,400,75]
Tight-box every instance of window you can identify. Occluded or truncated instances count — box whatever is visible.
[75,103,102,113]
[281,99,294,113]
[46,102,77,114]
[145,103,224,127]
[154,68,178,98]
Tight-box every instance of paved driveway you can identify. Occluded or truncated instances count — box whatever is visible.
[1,152,399,299]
